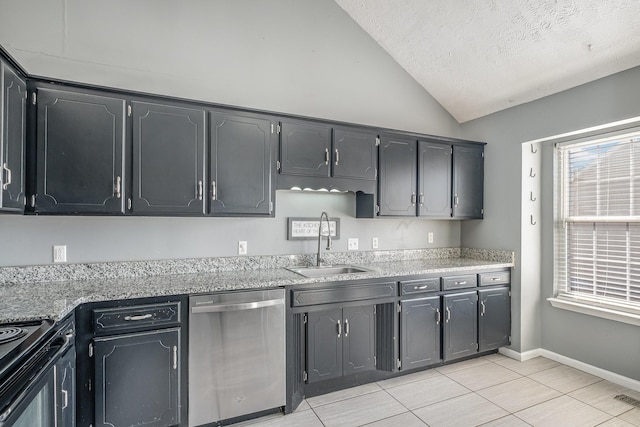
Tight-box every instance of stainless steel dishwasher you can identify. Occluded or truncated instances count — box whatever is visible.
[188,289,285,426]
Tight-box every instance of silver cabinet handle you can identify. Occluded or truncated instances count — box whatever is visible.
[445,307,451,323]
[344,318,349,337]
[211,181,217,200]
[414,285,428,290]
[191,298,284,313]
[454,194,459,206]
[436,308,441,325]
[2,163,11,190]
[419,193,424,206]
[491,277,501,281]
[124,313,153,321]
[480,301,486,316]
[335,148,340,166]
[325,148,330,165]
[455,281,467,286]
[411,193,416,206]
[337,320,342,337]
[197,180,203,201]
[114,176,121,198]
[172,345,177,370]
[61,389,68,410]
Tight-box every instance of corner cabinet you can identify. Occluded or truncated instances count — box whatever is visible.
[452,144,484,218]
[33,86,127,214]
[479,286,511,351]
[131,101,206,215]
[0,61,27,212]
[209,110,276,215]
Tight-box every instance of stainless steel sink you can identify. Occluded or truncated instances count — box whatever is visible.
[286,265,371,278]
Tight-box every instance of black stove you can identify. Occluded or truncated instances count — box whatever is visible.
[0,319,54,381]
[0,327,27,345]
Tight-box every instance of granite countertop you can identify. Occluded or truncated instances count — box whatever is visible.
[0,255,513,324]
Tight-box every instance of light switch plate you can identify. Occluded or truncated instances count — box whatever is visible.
[428,232,434,244]
[348,238,359,250]
[372,237,379,249]
[238,241,248,255]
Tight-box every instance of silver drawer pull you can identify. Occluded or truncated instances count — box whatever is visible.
[335,148,340,166]
[445,307,451,322]
[414,285,429,290]
[455,281,467,285]
[124,313,153,321]
[211,181,217,200]
[490,277,501,281]
[337,320,342,337]
[480,301,486,316]
[436,308,441,325]
[325,148,330,165]
[344,319,349,337]
[197,180,203,200]
[114,176,121,198]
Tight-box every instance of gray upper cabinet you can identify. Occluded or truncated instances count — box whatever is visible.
[35,87,126,214]
[1,62,26,212]
[209,110,276,215]
[378,134,417,216]
[280,120,331,177]
[131,101,205,215]
[331,128,377,180]
[418,140,452,217]
[453,144,484,218]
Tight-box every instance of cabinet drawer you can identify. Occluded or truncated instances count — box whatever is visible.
[93,302,181,333]
[399,278,440,295]
[292,282,396,307]
[479,271,511,286]
[442,274,477,290]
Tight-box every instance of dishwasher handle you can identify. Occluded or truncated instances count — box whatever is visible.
[191,298,284,314]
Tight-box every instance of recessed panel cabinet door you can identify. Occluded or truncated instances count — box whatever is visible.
[479,287,511,351]
[132,101,205,215]
[418,141,452,217]
[400,296,441,370]
[342,305,376,375]
[443,291,478,361]
[307,308,342,383]
[332,128,377,180]
[1,63,26,211]
[378,135,417,216]
[280,120,331,177]
[453,145,484,218]
[94,329,180,427]
[209,111,275,215]
[35,88,126,213]
[55,346,75,427]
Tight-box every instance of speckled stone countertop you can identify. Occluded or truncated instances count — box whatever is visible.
[0,248,514,324]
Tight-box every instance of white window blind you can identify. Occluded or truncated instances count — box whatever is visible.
[555,134,640,314]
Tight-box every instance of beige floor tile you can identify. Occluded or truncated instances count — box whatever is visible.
[376,368,442,390]
[477,377,561,412]
[479,414,531,426]
[313,390,406,427]
[515,395,612,427]
[492,356,560,376]
[599,418,638,427]
[413,393,509,427]
[362,411,428,426]
[444,362,522,391]
[483,353,512,363]
[569,381,640,416]
[528,365,602,393]
[293,399,310,412]
[619,408,640,426]
[306,382,381,408]
[236,409,323,427]
[385,374,470,410]
[436,356,492,374]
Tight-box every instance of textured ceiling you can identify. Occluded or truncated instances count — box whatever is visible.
[334,0,640,122]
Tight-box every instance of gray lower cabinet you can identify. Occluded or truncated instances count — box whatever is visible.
[479,287,511,351]
[209,110,276,215]
[1,61,26,212]
[443,291,478,361]
[400,296,441,370]
[306,305,375,383]
[93,328,180,427]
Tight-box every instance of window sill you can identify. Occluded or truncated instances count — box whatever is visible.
[547,297,640,327]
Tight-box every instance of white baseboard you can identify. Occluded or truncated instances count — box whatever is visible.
[498,347,640,392]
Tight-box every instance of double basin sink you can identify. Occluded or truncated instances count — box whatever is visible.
[286,265,371,278]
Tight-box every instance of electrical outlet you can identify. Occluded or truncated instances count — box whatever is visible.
[238,241,248,255]
[428,232,434,244]
[372,237,379,249]
[53,245,67,263]
[348,238,359,250]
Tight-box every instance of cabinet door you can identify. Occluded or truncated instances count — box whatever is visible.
[132,101,205,215]
[418,141,451,217]
[400,296,441,370]
[307,308,342,383]
[443,291,478,361]
[479,287,511,351]
[35,88,126,213]
[452,144,484,218]
[378,135,417,216]
[332,128,377,180]
[55,346,75,427]
[280,120,331,177]
[94,329,180,427]
[342,305,376,376]
[1,63,26,211]
[209,110,275,215]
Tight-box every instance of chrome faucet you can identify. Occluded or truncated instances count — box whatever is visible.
[317,211,332,267]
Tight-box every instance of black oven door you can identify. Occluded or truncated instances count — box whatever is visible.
[1,363,55,427]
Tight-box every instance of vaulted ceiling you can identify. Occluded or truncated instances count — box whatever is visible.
[334,0,640,122]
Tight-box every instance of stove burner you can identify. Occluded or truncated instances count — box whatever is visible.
[0,327,27,345]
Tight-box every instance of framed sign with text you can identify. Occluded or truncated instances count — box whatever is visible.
[287,217,340,240]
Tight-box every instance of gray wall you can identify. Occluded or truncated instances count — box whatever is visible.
[461,66,640,380]
[0,0,462,267]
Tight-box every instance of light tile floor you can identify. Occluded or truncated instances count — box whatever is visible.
[237,354,640,427]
